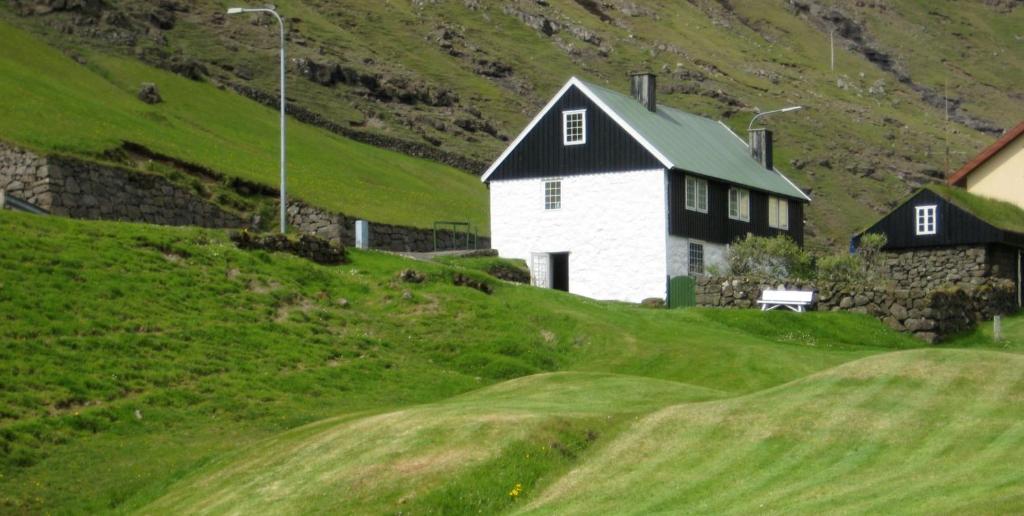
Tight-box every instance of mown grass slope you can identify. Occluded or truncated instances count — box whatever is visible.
[523,349,1024,514]
[0,210,922,513]
[0,19,487,230]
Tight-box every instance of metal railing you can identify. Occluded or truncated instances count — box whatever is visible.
[433,221,478,252]
[0,190,48,215]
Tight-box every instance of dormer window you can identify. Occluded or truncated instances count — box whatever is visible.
[916,205,936,235]
[562,109,586,145]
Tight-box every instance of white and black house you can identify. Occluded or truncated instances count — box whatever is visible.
[483,74,810,303]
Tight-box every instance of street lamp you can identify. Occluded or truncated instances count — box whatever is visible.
[748,105,803,132]
[227,6,288,234]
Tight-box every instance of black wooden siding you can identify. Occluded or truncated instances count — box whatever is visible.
[486,85,662,181]
[859,189,1008,250]
[667,171,805,245]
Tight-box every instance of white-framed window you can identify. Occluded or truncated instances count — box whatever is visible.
[685,176,708,213]
[728,187,750,222]
[688,242,704,276]
[768,196,789,230]
[915,205,936,235]
[544,179,561,210]
[562,109,586,145]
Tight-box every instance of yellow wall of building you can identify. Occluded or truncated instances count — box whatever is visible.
[965,136,1024,207]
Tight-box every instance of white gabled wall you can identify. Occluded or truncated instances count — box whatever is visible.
[490,169,667,303]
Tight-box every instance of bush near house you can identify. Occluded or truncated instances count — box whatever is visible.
[727,233,887,283]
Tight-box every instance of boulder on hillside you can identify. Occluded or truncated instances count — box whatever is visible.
[137,82,162,104]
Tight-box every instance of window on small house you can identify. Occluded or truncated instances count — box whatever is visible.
[544,179,561,210]
[688,242,704,275]
[768,196,789,230]
[685,176,708,213]
[916,205,936,235]
[562,109,586,145]
[728,187,750,222]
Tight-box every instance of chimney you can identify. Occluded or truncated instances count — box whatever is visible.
[630,72,657,112]
[748,128,773,170]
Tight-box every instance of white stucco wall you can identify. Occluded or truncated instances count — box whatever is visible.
[666,235,729,277]
[490,169,667,303]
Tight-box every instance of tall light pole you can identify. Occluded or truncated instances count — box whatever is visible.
[227,6,287,234]
[748,106,804,132]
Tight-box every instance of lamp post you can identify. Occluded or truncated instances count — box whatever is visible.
[227,6,287,234]
[748,105,803,132]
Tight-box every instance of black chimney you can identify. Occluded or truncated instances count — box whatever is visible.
[630,72,657,112]
[749,128,773,170]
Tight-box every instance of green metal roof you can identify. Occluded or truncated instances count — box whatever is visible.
[579,79,809,201]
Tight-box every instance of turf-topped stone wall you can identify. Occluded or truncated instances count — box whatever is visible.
[286,200,490,252]
[696,276,1017,342]
[0,142,244,226]
[0,142,488,252]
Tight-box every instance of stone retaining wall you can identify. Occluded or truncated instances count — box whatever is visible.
[1,141,489,252]
[0,142,244,227]
[287,200,490,252]
[696,275,1017,342]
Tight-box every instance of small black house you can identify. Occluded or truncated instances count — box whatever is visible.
[853,184,1024,305]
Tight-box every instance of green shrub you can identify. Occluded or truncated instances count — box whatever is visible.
[728,234,814,280]
[817,233,887,283]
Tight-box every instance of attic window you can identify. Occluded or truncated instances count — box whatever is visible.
[916,205,936,235]
[562,109,586,145]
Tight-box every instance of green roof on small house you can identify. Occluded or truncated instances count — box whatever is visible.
[923,184,1024,235]
[578,79,809,201]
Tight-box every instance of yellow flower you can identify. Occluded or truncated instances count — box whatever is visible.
[509,483,523,498]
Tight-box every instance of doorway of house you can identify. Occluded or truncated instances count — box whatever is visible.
[550,252,569,292]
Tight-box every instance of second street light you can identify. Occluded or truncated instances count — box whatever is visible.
[748,105,803,132]
[227,6,288,234]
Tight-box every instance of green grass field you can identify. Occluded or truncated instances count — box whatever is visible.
[0,18,487,231]
[2,211,1021,514]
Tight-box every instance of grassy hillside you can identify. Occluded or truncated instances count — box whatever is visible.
[4,0,1021,248]
[4,211,1022,514]
[0,18,487,230]
[0,210,922,513]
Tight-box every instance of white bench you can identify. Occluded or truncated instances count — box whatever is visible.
[757,289,814,312]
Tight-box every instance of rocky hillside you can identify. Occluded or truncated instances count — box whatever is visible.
[3,0,1023,249]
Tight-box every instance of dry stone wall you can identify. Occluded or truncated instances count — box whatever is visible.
[0,143,51,209]
[1,142,488,253]
[287,200,490,252]
[0,142,243,227]
[697,275,1017,342]
[880,246,992,290]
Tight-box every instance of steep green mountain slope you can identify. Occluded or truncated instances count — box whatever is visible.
[0,210,920,513]
[5,0,1021,249]
[0,18,487,230]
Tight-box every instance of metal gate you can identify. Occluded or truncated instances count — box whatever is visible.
[668,276,697,308]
